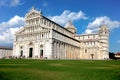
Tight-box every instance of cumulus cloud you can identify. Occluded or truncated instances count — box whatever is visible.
[0,15,25,44]
[0,0,22,7]
[85,16,120,34]
[48,10,87,26]
[0,15,24,31]
[0,28,20,43]
[10,0,21,7]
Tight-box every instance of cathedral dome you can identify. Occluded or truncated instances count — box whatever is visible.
[65,21,76,29]
[65,21,76,33]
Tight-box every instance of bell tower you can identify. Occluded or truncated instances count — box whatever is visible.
[99,24,109,59]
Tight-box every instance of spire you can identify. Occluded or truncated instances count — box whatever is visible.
[40,9,42,13]
[32,6,35,10]
[29,6,35,12]
[40,9,42,15]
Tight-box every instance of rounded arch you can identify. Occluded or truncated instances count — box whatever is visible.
[40,44,43,48]
[29,42,33,45]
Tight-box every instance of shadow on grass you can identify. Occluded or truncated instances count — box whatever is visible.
[0,72,9,80]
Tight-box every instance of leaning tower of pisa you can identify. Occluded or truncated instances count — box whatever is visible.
[99,25,109,59]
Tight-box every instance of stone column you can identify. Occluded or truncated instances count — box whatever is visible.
[52,41,54,58]
[53,41,55,58]
[59,42,61,59]
[63,44,66,59]
[55,41,57,59]
[58,42,60,59]
[61,43,63,59]
[64,44,67,59]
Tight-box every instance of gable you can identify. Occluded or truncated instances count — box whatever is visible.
[16,26,51,35]
[16,27,25,35]
[26,11,40,19]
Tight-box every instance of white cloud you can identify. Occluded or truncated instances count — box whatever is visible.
[85,29,93,34]
[10,0,21,7]
[0,15,25,44]
[48,10,87,26]
[0,28,20,43]
[0,15,24,31]
[85,16,120,34]
[0,0,22,7]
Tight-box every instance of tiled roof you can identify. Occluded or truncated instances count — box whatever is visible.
[0,46,12,50]
[80,39,98,42]
[115,52,120,55]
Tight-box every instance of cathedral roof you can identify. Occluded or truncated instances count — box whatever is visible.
[65,21,76,29]
[80,39,98,42]
[115,52,120,55]
[0,46,12,50]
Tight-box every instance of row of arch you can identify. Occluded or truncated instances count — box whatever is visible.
[52,40,80,59]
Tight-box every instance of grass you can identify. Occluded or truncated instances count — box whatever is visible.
[0,59,120,80]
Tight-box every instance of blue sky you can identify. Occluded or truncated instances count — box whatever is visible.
[0,0,120,52]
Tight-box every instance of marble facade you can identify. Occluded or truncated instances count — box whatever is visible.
[13,7,109,59]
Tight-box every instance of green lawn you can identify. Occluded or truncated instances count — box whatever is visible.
[0,59,120,80]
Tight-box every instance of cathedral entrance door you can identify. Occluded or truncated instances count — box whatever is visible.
[20,50,23,57]
[29,48,33,58]
[40,49,43,58]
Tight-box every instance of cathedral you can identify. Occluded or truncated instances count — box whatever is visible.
[13,7,109,59]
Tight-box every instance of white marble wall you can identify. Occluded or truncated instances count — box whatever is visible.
[0,49,12,58]
[13,7,109,60]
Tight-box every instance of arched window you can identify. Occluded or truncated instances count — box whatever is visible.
[40,45,43,48]
[20,46,23,49]
[40,45,43,58]
[29,42,33,45]
[85,49,87,53]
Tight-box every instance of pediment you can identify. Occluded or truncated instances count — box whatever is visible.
[25,8,42,19]
[26,11,40,19]
[16,27,25,35]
